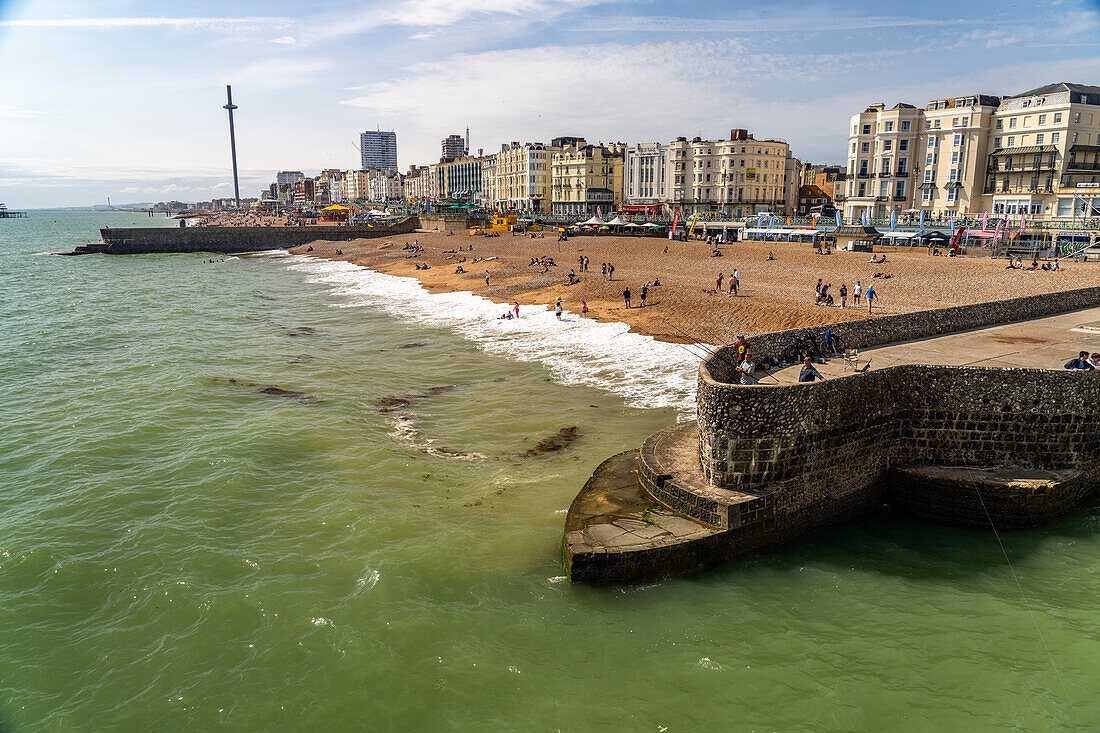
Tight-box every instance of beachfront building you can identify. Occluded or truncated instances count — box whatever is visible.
[360,130,398,171]
[622,142,669,218]
[663,129,793,217]
[276,171,304,187]
[293,178,315,205]
[550,140,624,217]
[403,165,432,202]
[990,83,1100,219]
[435,155,488,201]
[441,133,467,163]
[491,141,555,213]
[341,170,369,202]
[797,184,833,214]
[368,169,404,202]
[845,82,1100,221]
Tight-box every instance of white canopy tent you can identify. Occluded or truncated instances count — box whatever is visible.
[581,215,606,226]
[605,216,629,226]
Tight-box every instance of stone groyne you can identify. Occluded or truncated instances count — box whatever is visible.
[565,289,1100,584]
[67,217,419,255]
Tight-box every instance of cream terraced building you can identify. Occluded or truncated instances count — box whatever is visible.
[845,82,1100,220]
[491,141,555,213]
[626,130,794,217]
[550,140,624,217]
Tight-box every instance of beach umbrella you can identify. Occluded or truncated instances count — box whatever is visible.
[919,209,925,230]
[835,211,842,228]
[890,209,897,229]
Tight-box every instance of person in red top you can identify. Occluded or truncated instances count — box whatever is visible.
[735,335,749,364]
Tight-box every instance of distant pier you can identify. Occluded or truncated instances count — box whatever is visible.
[65,217,419,255]
[0,204,27,219]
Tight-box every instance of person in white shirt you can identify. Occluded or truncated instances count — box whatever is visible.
[737,351,758,385]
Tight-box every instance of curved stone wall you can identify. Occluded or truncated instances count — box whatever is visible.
[696,362,1100,528]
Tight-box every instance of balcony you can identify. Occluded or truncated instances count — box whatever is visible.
[895,170,910,178]
[1067,162,1100,171]
[856,172,870,179]
[893,195,908,201]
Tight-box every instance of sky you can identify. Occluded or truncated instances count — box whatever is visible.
[1,0,1099,208]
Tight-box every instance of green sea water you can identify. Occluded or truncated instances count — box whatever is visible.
[0,212,1097,731]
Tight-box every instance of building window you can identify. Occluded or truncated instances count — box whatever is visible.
[1075,113,1081,124]
[996,119,1003,129]
[860,142,870,153]
[1007,136,1015,147]
[950,151,961,165]
[952,134,964,147]
[1036,133,1044,145]
[1038,114,1047,125]
[1052,132,1060,144]
[951,117,959,127]
[879,180,889,197]
[899,139,909,152]
[895,180,906,198]
[925,152,938,166]
[857,182,867,196]
[947,188,959,203]
[885,121,894,132]
[862,124,871,135]
[927,136,938,149]
[923,169,936,183]
[1054,112,1063,124]
[883,140,893,151]
[949,168,961,182]
[922,188,933,203]
[1009,118,1018,129]
[901,120,911,132]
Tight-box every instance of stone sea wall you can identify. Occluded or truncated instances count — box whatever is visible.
[89,217,419,255]
[695,364,1100,528]
[726,285,1100,367]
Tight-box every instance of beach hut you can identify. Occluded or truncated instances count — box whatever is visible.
[832,225,881,251]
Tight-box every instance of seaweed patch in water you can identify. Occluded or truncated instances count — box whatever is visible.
[525,426,579,456]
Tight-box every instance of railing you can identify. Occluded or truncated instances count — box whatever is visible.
[1067,162,1100,171]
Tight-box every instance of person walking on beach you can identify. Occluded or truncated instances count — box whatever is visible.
[581,300,588,318]
[555,298,563,320]
[815,278,823,299]
[640,284,648,307]
[840,283,848,309]
[608,263,615,281]
[485,270,490,286]
[866,284,876,313]
[623,287,631,308]
[583,256,590,272]
[513,301,520,319]
[716,272,724,292]
[853,280,862,307]
[732,269,740,295]
[601,263,607,278]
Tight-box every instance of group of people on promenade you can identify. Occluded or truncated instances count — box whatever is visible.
[731,335,826,386]
[1065,351,1100,370]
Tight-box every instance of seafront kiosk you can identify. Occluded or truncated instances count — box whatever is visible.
[831,224,881,251]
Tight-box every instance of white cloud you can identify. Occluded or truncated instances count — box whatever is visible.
[0,105,43,118]
[271,35,297,45]
[304,0,615,41]
[0,16,291,30]
[578,14,975,33]
[409,32,436,40]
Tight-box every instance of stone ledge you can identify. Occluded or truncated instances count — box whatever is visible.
[888,464,1094,529]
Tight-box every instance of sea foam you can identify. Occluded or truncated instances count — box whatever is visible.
[277,254,703,416]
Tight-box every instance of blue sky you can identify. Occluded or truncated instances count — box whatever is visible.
[1,0,1098,207]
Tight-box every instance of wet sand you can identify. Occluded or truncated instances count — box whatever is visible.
[288,230,1096,345]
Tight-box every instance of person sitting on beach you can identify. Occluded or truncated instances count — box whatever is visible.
[652,278,661,286]
[455,266,466,274]
[500,312,513,320]
[767,252,775,260]
[306,246,313,252]
[798,358,825,382]
[1064,351,1095,370]
[711,248,723,257]
[335,249,343,256]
